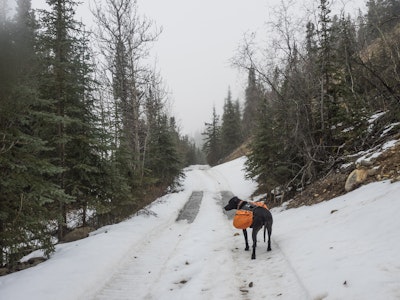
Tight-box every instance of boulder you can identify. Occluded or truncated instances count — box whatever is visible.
[345,169,368,192]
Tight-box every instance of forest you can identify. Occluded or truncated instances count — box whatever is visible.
[1,0,400,269]
[203,0,400,201]
[0,0,204,268]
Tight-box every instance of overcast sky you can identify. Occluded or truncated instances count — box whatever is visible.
[138,0,270,136]
[30,0,366,137]
[138,0,366,136]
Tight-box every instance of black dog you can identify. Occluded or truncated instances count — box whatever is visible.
[224,196,273,259]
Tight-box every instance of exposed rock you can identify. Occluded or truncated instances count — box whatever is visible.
[345,168,369,192]
[344,168,378,192]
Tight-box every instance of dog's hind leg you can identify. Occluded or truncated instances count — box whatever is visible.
[242,229,249,251]
[266,222,272,251]
[263,224,266,242]
[265,210,273,251]
[251,226,261,259]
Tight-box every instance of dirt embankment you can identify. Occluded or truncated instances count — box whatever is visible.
[288,141,400,209]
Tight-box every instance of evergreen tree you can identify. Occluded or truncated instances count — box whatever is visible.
[145,114,183,189]
[143,84,183,191]
[329,15,369,149]
[245,91,297,201]
[317,0,336,137]
[242,67,263,138]
[0,0,67,266]
[365,0,400,41]
[36,0,101,239]
[202,107,222,166]
[176,135,206,167]
[220,89,243,157]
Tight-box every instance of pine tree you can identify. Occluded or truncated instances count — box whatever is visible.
[143,84,183,191]
[145,115,183,188]
[202,107,222,166]
[314,0,351,156]
[329,15,369,150]
[243,67,263,138]
[317,0,335,136]
[0,0,68,266]
[245,94,281,198]
[220,88,243,157]
[365,0,400,41]
[36,0,101,239]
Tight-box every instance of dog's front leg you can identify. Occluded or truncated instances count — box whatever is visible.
[242,229,249,251]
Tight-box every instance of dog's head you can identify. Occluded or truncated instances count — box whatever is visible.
[224,196,241,211]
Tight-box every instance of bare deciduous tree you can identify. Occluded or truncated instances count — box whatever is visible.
[92,0,161,177]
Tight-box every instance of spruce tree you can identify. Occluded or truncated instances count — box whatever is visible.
[202,107,222,166]
[0,0,68,266]
[317,0,335,137]
[143,85,183,191]
[245,94,281,196]
[36,0,101,239]
[145,114,183,188]
[220,89,243,157]
[243,67,263,138]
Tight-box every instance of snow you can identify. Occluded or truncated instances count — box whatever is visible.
[1,156,400,300]
[355,139,398,164]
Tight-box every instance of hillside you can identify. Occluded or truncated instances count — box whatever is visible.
[221,120,400,210]
[288,136,400,208]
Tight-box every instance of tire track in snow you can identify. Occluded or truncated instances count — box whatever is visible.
[91,191,205,300]
[151,191,238,300]
[91,223,191,299]
[91,166,239,300]
[176,191,203,223]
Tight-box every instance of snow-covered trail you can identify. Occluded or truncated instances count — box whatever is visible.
[90,166,237,299]
[2,157,400,300]
[90,165,308,300]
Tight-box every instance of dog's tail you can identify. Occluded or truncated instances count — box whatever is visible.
[263,224,266,242]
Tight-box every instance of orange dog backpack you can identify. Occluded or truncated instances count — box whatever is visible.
[233,210,253,229]
[232,201,268,229]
